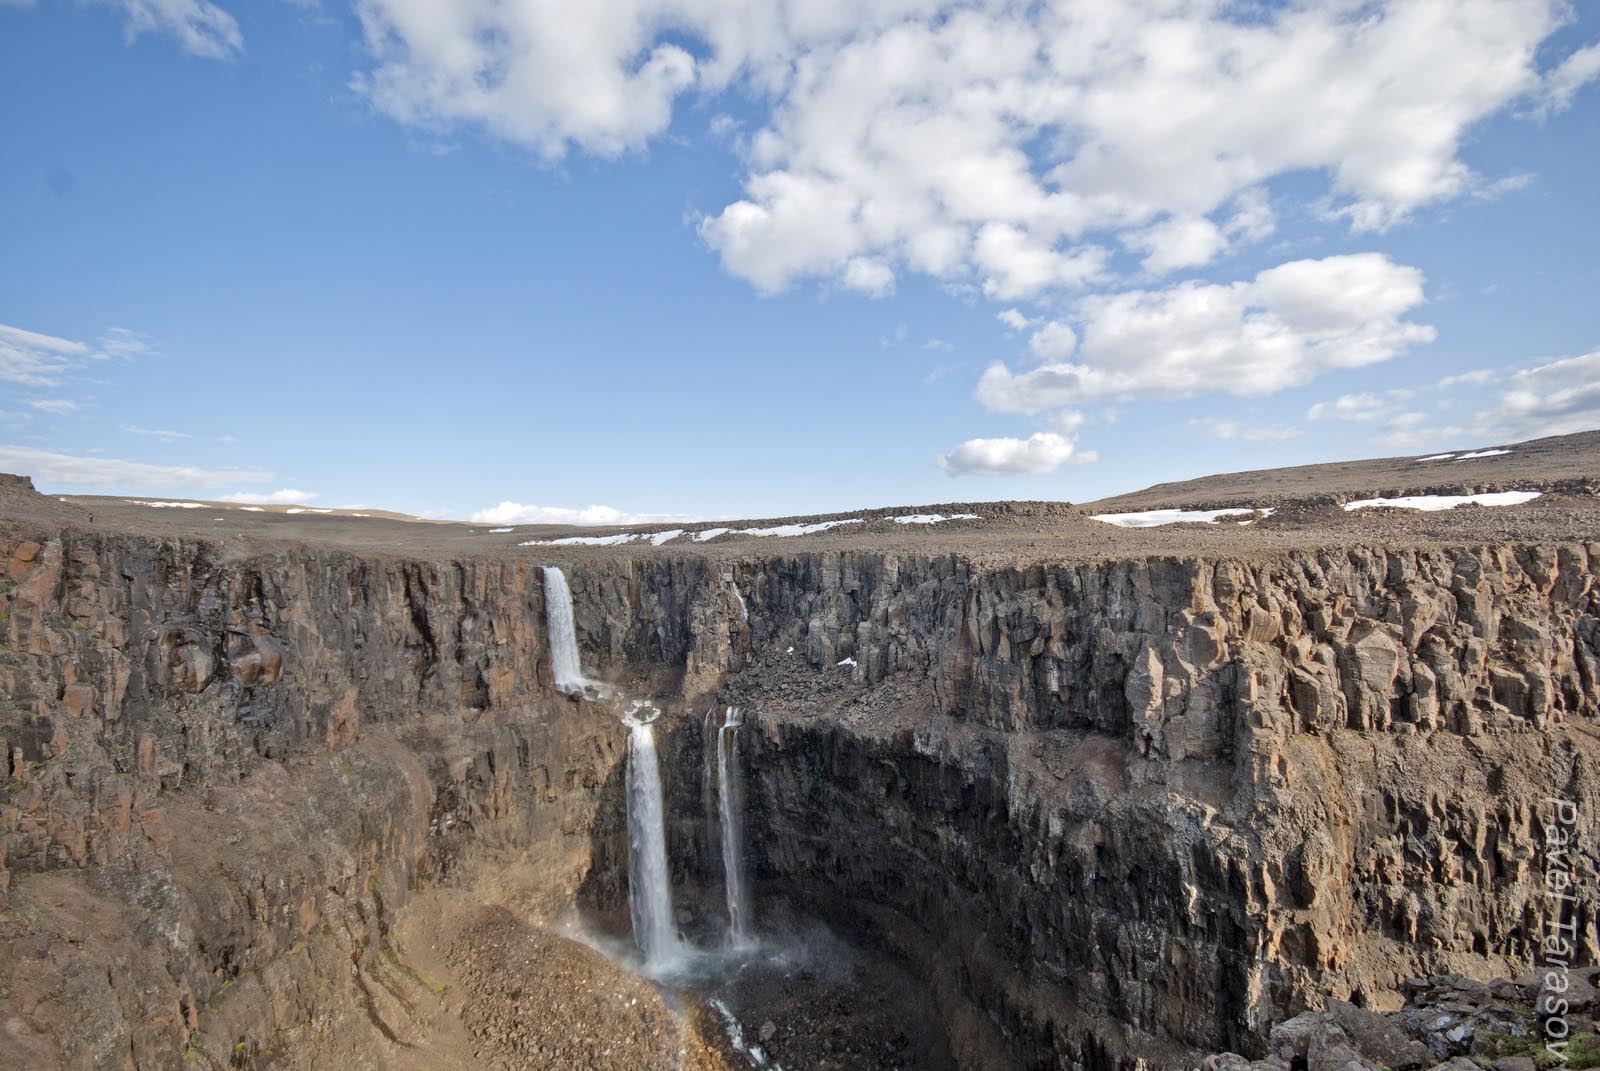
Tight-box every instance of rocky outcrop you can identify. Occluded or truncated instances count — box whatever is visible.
[1,506,1596,1070]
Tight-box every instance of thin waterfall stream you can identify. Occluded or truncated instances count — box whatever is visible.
[717,706,752,947]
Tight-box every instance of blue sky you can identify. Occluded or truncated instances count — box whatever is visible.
[1,0,1597,523]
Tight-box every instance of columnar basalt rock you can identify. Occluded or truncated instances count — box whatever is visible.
[1,496,1596,1070]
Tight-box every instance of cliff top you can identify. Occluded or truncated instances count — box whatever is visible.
[3,430,1597,567]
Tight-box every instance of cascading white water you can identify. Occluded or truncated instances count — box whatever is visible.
[717,706,753,947]
[541,565,598,698]
[624,703,684,973]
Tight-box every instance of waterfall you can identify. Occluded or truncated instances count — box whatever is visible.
[541,565,599,698]
[624,704,683,973]
[717,706,752,947]
[731,581,749,624]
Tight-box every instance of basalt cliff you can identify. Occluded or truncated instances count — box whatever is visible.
[1,458,1597,1071]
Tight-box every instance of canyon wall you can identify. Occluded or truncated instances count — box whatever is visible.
[2,504,1597,1069]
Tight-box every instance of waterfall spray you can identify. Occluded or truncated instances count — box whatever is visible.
[624,702,684,973]
[541,565,601,698]
[718,706,752,947]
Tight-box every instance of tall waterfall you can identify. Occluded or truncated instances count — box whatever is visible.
[624,704,683,973]
[717,706,752,947]
[540,565,597,698]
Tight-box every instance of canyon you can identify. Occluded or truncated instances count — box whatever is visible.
[1,433,1598,1071]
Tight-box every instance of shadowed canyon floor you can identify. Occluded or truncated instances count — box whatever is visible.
[1,430,1597,1070]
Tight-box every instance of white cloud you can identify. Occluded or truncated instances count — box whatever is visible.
[936,431,1082,476]
[841,256,895,297]
[1027,321,1077,361]
[0,446,270,489]
[92,0,243,58]
[121,424,192,440]
[28,399,80,414]
[977,254,1434,413]
[1188,418,1303,443]
[1124,216,1227,276]
[1540,41,1600,114]
[1476,350,1600,439]
[0,321,152,386]
[1307,392,1392,422]
[468,501,694,526]
[217,488,317,504]
[0,323,92,386]
[996,308,1034,332]
[348,1,1580,301]
[1438,368,1499,388]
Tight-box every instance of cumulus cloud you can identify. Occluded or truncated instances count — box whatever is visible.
[468,501,694,526]
[217,488,317,504]
[341,0,1582,301]
[936,431,1082,476]
[1027,321,1077,361]
[976,254,1434,413]
[0,446,269,489]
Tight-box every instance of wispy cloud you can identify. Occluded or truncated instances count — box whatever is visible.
[122,424,192,441]
[0,321,153,387]
[28,399,80,414]
[0,446,270,489]
[1188,418,1303,443]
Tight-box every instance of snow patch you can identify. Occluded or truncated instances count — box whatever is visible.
[523,519,864,547]
[1092,507,1260,528]
[837,657,858,668]
[241,507,264,512]
[1415,453,1456,462]
[488,527,513,533]
[1344,490,1542,512]
[131,500,205,509]
[1453,449,1511,460]
[892,512,980,525]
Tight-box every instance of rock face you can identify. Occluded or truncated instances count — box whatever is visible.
[1,501,1596,1070]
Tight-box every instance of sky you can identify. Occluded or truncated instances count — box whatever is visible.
[0,0,1597,524]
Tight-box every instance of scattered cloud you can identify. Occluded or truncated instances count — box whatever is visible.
[217,488,318,505]
[0,321,152,386]
[936,431,1084,477]
[89,0,243,59]
[996,309,1034,332]
[1188,418,1303,443]
[1027,321,1077,362]
[1438,368,1499,388]
[467,501,694,526]
[1307,392,1393,422]
[121,424,192,440]
[28,399,80,414]
[345,0,1581,302]
[1475,349,1600,440]
[1539,40,1600,114]
[0,446,270,489]
[977,254,1434,413]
